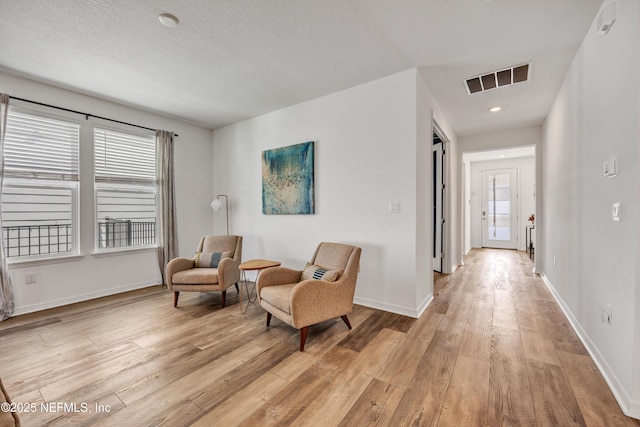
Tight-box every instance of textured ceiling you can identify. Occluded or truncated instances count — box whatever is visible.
[0,0,603,136]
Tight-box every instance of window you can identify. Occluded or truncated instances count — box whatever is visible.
[94,127,156,250]
[1,108,80,259]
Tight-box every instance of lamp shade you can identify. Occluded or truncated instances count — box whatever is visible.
[211,199,223,210]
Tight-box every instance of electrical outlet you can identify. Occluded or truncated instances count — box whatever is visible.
[26,272,36,284]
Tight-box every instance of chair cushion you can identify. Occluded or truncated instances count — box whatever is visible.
[194,251,231,268]
[172,268,219,284]
[301,263,341,282]
[201,235,238,256]
[260,283,297,314]
[313,243,354,271]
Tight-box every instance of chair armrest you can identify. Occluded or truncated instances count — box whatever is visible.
[256,267,302,293]
[217,257,240,288]
[289,278,355,328]
[166,257,195,289]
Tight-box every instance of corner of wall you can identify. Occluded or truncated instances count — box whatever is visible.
[354,293,433,319]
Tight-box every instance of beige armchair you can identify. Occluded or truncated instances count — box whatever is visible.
[166,235,242,308]
[257,242,361,351]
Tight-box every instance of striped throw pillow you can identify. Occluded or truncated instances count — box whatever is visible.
[194,251,231,268]
[301,263,342,282]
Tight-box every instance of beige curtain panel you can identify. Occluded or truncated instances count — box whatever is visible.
[156,129,178,284]
[0,93,15,320]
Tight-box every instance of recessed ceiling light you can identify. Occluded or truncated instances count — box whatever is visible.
[489,106,502,112]
[499,154,505,158]
[159,13,179,27]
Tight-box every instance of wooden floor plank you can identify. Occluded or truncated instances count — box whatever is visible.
[536,300,589,356]
[240,345,358,426]
[290,328,404,426]
[387,330,460,426]
[459,298,493,362]
[438,354,490,426]
[520,327,562,366]
[92,343,267,426]
[374,334,432,390]
[189,337,302,412]
[557,350,636,427]
[337,378,405,427]
[527,359,587,426]
[488,325,537,426]
[337,310,402,352]
[191,372,290,427]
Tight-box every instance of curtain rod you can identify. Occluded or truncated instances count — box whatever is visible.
[9,95,178,137]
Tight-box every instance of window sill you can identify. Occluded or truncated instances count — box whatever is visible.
[91,245,158,258]
[8,253,84,268]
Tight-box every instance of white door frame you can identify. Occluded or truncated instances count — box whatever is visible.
[433,121,450,273]
[433,140,444,272]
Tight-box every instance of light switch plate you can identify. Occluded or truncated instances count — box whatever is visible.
[612,202,620,221]
[388,202,400,213]
[604,158,617,177]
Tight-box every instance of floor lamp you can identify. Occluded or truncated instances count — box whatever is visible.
[210,194,229,235]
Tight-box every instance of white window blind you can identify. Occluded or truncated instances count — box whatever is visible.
[94,128,155,185]
[94,127,156,250]
[2,107,79,259]
[4,109,79,181]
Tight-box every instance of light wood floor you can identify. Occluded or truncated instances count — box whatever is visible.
[0,249,638,426]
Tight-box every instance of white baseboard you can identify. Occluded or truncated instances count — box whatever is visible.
[628,400,640,420]
[354,293,433,319]
[13,280,159,316]
[540,273,639,420]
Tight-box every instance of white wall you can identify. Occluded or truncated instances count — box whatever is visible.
[1,72,214,315]
[635,0,640,408]
[542,0,639,417]
[469,156,535,251]
[212,68,455,317]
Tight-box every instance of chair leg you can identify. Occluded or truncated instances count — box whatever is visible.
[266,312,272,326]
[341,315,352,329]
[299,326,309,351]
[221,290,226,308]
[173,292,179,308]
[235,283,239,293]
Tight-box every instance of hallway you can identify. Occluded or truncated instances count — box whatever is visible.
[424,248,637,426]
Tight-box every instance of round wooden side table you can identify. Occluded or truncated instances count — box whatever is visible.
[238,259,281,314]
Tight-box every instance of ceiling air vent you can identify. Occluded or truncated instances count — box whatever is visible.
[465,63,530,94]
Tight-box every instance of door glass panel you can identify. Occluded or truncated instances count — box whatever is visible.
[487,173,511,241]
[493,188,510,201]
[495,201,510,214]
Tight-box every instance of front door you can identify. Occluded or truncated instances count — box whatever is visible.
[481,168,518,249]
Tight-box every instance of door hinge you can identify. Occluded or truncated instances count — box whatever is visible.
[442,184,446,190]
[441,218,446,224]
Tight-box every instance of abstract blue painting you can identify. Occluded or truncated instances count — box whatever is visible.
[262,141,314,215]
